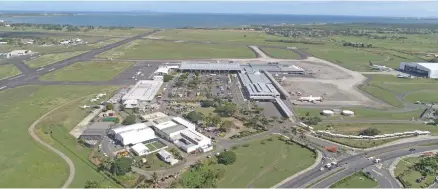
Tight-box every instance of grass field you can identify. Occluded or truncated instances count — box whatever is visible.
[322,136,403,149]
[330,172,378,188]
[214,137,316,188]
[0,85,119,187]
[25,51,87,68]
[295,107,424,121]
[97,39,256,59]
[314,123,438,136]
[0,64,21,79]
[152,29,289,44]
[261,47,301,59]
[360,75,438,107]
[40,61,134,81]
[405,89,438,103]
[394,157,436,188]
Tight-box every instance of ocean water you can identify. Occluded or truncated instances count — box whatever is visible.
[1,13,437,28]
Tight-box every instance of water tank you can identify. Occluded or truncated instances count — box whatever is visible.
[341,110,355,116]
[321,110,335,116]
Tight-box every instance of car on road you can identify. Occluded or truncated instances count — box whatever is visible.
[409,148,416,152]
[367,157,375,160]
[320,167,324,171]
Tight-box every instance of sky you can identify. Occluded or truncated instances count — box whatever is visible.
[0,1,438,17]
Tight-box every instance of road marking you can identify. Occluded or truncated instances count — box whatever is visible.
[372,169,383,176]
[8,74,24,80]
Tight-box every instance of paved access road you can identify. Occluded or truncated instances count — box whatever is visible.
[278,139,438,188]
[0,30,159,90]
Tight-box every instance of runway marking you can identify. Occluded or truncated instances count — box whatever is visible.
[372,169,383,176]
[0,86,7,90]
[36,68,44,71]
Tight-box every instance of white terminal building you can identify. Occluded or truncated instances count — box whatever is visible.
[122,79,163,108]
[141,112,213,153]
[399,62,438,78]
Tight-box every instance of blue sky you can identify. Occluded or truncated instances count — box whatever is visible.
[0,1,437,17]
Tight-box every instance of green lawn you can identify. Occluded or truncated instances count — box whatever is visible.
[215,137,316,188]
[360,75,438,107]
[0,64,21,79]
[321,136,403,149]
[295,107,424,121]
[314,123,438,136]
[40,61,134,81]
[152,29,289,44]
[97,39,256,59]
[360,85,404,107]
[405,89,438,103]
[0,85,119,187]
[331,172,378,188]
[261,47,301,59]
[25,51,87,68]
[395,157,436,188]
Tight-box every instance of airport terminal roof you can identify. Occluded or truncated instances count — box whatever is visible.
[122,80,163,102]
[242,63,305,73]
[238,71,280,98]
[179,62,241,71]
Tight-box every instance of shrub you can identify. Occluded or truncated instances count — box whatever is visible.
[217,151,237,165]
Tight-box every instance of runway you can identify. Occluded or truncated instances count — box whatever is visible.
[0,30,159,91]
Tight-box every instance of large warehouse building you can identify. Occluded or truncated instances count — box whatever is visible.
[110,123,157,146]
[399,62,438,78]
[122,79,163,108]
[142,112,212,153]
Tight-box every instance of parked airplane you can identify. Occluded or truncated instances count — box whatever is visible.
[369,61,392,71]
[298,95,323,103]
[79,105,90,109]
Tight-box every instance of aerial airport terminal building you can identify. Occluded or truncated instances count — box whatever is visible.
[177,61,300,118]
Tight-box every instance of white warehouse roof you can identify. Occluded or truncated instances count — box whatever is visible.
[131,143,150,156]
[110,123,151,135]
[122,80,163,102]
[116,127,156,146]
[172,117,196,130]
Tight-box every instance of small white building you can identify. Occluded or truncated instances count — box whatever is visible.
[131,143,150,156]
[60,40,71,45]
[7,50,32,58]
[158,149,179,165]
[175,129,212,153]
[154,65,179,75]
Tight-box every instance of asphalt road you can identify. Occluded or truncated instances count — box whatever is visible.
[311,145,438,188]
[278,139,438,188]
[0,30,159,90]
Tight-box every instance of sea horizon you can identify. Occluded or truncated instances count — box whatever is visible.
[1,12,438,28]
